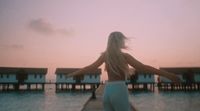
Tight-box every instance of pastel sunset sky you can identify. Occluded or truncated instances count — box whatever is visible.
[0,0,200,81]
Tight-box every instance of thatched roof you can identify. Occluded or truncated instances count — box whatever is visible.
[160,67,200,74]
[55,68,101,75]
[0,67,48,74]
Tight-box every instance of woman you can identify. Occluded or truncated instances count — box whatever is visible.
[68,31,180,111]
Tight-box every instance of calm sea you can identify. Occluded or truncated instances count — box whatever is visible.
[0,84,200,111]
[130,91,200,111]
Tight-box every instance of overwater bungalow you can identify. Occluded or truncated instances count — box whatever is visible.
[55,68,101,91]
[126,69,155,91]
[158,67,200,91]
[0,67,47,91]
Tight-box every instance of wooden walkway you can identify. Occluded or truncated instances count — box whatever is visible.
[81,84,137,111]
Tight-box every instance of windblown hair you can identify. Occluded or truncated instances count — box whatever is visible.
[104,31,130,78]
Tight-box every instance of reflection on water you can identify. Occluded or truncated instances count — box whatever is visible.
[0,84,200,111]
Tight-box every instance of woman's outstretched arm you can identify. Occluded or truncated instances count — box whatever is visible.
[124,53,180,82]
[67,54,105,77]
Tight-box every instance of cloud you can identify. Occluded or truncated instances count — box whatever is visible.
[28,18,54,35]
[0,44,24,50]
[56,28,74,36]
[11,44,24,49]
[28,18,74,36]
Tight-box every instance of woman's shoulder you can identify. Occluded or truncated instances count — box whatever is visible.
[99,52,106,60]
[101,52,106,57]
[122,52,136,62]
[122,52,131,57]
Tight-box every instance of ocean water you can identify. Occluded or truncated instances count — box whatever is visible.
[0,84,91,111]
[0,84,200,111]
[130,91,200,111]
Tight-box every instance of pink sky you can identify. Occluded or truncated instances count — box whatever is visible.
[0,0,200,81]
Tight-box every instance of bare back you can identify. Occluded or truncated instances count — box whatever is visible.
[104,52,130,81]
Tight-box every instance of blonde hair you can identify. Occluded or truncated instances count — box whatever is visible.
[104,31,130,78]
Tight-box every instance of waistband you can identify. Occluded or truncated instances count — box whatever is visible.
[106,81,126,85]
